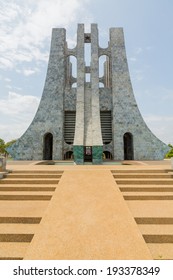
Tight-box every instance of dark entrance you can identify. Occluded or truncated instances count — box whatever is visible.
[64,151,73,160]
[43,133,53,160]
[84,146,92,162]
[123,132,134,160]
[103,151,113,160]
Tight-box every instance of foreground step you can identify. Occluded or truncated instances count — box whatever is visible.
[138,224,173,235]
[11,170,64,174]
[0,234,34,242]
[0,179,60,184]
[0,217,41,224]
[113,174,173,179]
[0,201,50,217]
[115,179,173,185]
[126,201,173,217]
[123,195,173,200]
[0,194,52,200]
[0,243,29,260]
[6,174,62,179]
[111,169,171,174]
[0,224,38,234]
[0,186,56,191]
[135,217,173,224]
[148,244,173,260]
[120,187,173,192]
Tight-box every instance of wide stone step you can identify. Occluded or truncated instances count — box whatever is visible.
[0,179,60,184]
[148,244,173,260]
[0,233,34,242]
[143,234,173,243]
[0,201,50,217]
[6,174,62,178]
[126,201,173,217]
[0,190,54,195]
[0,186,56,191]
[138,224,173,235]
[12,170,64,174]
[124,195,173,200]
[0,217,42,224]
[116,179,173,185]
[0,194,52,200]
[111,169,171,174]
[120,186,173,192]
[135,217,173,224]
[0,243,29,259]
[113,174,173,179]
[0,224,38,234]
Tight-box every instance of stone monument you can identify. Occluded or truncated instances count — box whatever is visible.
[8,24,169,164]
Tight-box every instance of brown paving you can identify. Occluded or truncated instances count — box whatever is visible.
[111,161,173,260]
[0,159,172,260]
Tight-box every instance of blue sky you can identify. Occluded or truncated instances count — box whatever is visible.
[0,0,173,144]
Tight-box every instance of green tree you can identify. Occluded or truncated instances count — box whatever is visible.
[165,144,173,159]
[0,138,17,157]
[5,139,17,155]
[0,138,6,155]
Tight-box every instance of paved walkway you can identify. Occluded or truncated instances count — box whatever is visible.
[24,169,151,260]
[1,159,172,260]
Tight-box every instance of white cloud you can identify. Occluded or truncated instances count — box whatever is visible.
[144,114,173,145]
[0,123,26,142]
[0,57,13,69]
[23,69,38,76]
[22,68,40,76]
[0,91,40,142]
[0,91,39,117]
[0,0,90,70]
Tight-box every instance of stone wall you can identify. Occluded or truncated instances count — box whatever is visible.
[110,28,169,160]
[8,28,66,160]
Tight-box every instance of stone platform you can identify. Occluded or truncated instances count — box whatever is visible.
[0,160,172,260]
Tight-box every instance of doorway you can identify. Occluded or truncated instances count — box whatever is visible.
[84,146,92,162]
[43,133,53,160]
[123,132,134,160]
[103,151,113,160]
[64,151,73,160]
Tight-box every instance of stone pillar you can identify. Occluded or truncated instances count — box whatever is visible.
[45,28,66,160]
[91,24,103,164]
[110,28,128,160]
[73,24,85,164]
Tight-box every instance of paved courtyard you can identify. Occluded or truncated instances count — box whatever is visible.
[0,159,172,260]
